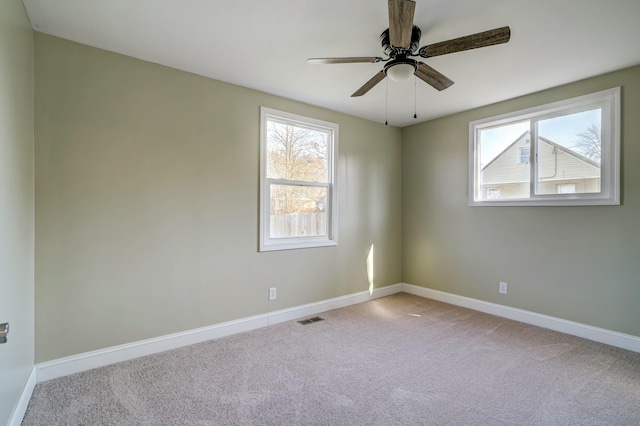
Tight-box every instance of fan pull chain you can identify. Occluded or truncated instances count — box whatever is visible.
[414,76,417,119]
[385,78,388,126]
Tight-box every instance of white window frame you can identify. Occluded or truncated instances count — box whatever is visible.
[469,87,620,206]
[260,107,338,251]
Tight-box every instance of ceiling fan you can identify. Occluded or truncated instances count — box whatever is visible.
[308,0,511,97]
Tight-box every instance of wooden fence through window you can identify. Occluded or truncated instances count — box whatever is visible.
[270,213,326,237]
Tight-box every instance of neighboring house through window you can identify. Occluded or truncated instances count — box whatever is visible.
[469,87,620,206]
[260,107,338,251]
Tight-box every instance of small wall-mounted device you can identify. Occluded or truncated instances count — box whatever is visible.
[0,323,8,344]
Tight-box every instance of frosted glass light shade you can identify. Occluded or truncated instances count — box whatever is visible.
[386,63,415,81]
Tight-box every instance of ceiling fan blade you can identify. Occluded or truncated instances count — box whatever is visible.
[307,57,384,65]
[351,71,386,97]
[418,26,511,58]
[415,62,454,91]
[388,0,415,48]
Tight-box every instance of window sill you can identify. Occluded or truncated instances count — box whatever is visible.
[259,239,337,252]
[469,195,620,207]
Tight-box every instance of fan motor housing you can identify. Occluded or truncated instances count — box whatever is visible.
[380,25,422,56]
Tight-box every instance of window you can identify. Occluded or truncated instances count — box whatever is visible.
[487,188,501,199]
[518,147,530,164]
[260,107,338,251]
[469,87,620,206]
[557,183,576,194]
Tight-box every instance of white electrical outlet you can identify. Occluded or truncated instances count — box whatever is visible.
[499,282,508,294]
[269,287,277,301]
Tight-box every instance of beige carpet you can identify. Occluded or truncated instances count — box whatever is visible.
[23,293,640,425]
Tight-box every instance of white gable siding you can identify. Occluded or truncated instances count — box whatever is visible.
[537,141,600,181]
[482,135,530,184]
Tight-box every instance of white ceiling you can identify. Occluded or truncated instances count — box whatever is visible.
[22,0,640,127]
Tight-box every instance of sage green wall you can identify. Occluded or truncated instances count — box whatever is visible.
[402,65,640,336]
[0,0,35,422]
[34,33,402,362]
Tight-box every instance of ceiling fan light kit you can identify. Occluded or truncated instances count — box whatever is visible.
[308,0,511,97]
[385,61,416,81]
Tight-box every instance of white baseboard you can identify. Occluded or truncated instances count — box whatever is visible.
[401,283,640,353]
[36,282,639,384]
[267,283,401,325]
[36,283,403,383]
[8,366,36,426]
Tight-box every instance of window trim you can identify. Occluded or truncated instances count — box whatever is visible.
[469,87,620,206]
[259,107,338,251]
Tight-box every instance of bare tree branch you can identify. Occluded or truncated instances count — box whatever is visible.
[571,124,601,163]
